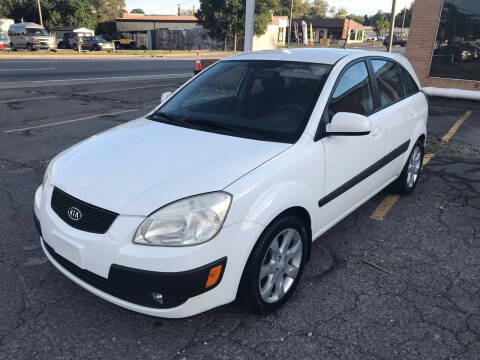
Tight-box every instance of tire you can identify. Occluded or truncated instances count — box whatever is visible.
[238,215,308,314]
[93,44,99,51]
[72,44,78,51]
[27,44,32,51]
[115,43,120,50]
[392,140,424,194]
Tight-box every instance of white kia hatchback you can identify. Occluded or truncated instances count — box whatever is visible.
[34,49,427,318]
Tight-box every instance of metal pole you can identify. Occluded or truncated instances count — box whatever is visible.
[244,0,255,52]
[37,0,43,26]
[387,0,397,52]
[287,0,293,48]
[401,5,406,34]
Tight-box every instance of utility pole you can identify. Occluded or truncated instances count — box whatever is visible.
[287,0,293,48]
[37,0,43,26]
[244,0,255,52]
[387,0,397,52]
[401,4,407,34]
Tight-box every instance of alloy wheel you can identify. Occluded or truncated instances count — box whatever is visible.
[258,228,303,303]
[406,146,422,188]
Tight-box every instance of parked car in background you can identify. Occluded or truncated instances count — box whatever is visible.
[8,22,56,51]
[377,35,386,41]
[464,43,480,60]
[0,32,10,50]
[34,48,428,318]
[384,35,407,47]
[79,36,114,52]
[433,45,475,63]
[366,35,377,42]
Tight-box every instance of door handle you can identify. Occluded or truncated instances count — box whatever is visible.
[371,127,381,137]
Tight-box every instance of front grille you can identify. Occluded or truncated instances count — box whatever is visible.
[43,240,187,308]
[51,187,118,234]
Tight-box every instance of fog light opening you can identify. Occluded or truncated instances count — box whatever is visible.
[205,264,222,288]
[152,292,164,304]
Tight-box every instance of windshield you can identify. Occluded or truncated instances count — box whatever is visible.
[0,32,7,40]
[27,28,50,36]
[151,60,332,143]
[96,36,106,42]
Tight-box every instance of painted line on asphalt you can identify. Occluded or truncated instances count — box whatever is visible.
[4,109,138,133]
[370,194,400,221]
[442,110,472,143]
[0,67,55,71]
[422,153,435,167]
[74,83,177,95]
[0,95,58,103]
[370,153,436,221]
[0,72,191,86]
[370,111,471,221]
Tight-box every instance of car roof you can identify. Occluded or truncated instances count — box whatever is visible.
[10,22,45,29]
[223,48,402,65]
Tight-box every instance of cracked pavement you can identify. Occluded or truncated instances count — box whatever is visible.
[0,71,479,360]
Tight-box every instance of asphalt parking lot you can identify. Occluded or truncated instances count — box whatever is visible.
[1,60,479,360]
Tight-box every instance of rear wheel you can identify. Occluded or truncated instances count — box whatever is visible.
[392,140,424,194]
[27,43,32,51]
[238,215,308,314]
[72,43,78,51]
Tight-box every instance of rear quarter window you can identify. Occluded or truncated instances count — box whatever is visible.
[371,60,405,107]
[399,66,420,97]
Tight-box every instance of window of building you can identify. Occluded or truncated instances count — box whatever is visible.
[328,62,374,119]
[429,0,480,81]
[371,60,405,107]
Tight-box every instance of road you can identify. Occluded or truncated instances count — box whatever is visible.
[1,59,479,359]
[0,58,194,87]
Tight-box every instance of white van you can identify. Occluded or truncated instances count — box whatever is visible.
[8,22,56,51]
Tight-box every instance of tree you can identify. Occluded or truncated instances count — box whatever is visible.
[130,8,144,14]
[92,0,125,24]
[395,1,414,28]
[278,0,311,18]
[347,14,364,24]
[333,6,347,19]
[373,12,389,36]
[196,0,279,51]
[308,0,328,18]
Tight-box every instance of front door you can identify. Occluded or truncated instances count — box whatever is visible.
[317,60,386,230]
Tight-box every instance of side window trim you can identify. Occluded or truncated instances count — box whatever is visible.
[367,57,420,113]
[314,57,374,141]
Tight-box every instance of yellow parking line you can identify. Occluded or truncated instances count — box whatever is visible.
[369,194,400,221]
[422,153,434,167]
[4,109,138,133]
[0,95,58,103]
[442,110,472,143]
[370,111,469,221]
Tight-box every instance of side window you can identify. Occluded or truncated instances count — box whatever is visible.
[328,61,374,120]
[399,66,420,97]
[371,60,405,107]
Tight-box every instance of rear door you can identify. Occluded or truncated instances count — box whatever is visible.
[368,59,417,179]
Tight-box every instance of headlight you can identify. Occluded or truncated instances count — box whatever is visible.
[98,43,104,45]
[42,159,54,188]
[133,192,232,246]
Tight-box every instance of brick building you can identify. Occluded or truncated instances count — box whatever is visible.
[407,0,480,91]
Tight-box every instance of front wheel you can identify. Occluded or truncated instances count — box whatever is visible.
[238,215,308,314]
[392,140,424,194]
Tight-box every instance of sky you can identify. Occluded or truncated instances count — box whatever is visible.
[125,0,415,17]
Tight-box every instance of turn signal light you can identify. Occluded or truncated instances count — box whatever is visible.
[205,264,222,288]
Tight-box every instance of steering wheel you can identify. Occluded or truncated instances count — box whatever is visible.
[276,104,305,114]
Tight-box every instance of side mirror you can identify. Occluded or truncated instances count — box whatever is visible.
[161,91,172,104]
[326,112,371,136]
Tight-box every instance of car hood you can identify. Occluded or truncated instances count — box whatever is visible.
[51,117,290,216]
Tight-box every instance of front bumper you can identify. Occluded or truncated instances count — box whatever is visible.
[34,185,264,318]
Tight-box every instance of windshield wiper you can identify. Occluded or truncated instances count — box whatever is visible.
[148,111,175,122]
[181,118,245,134]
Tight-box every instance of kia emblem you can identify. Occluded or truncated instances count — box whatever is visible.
[67,207,82,221]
